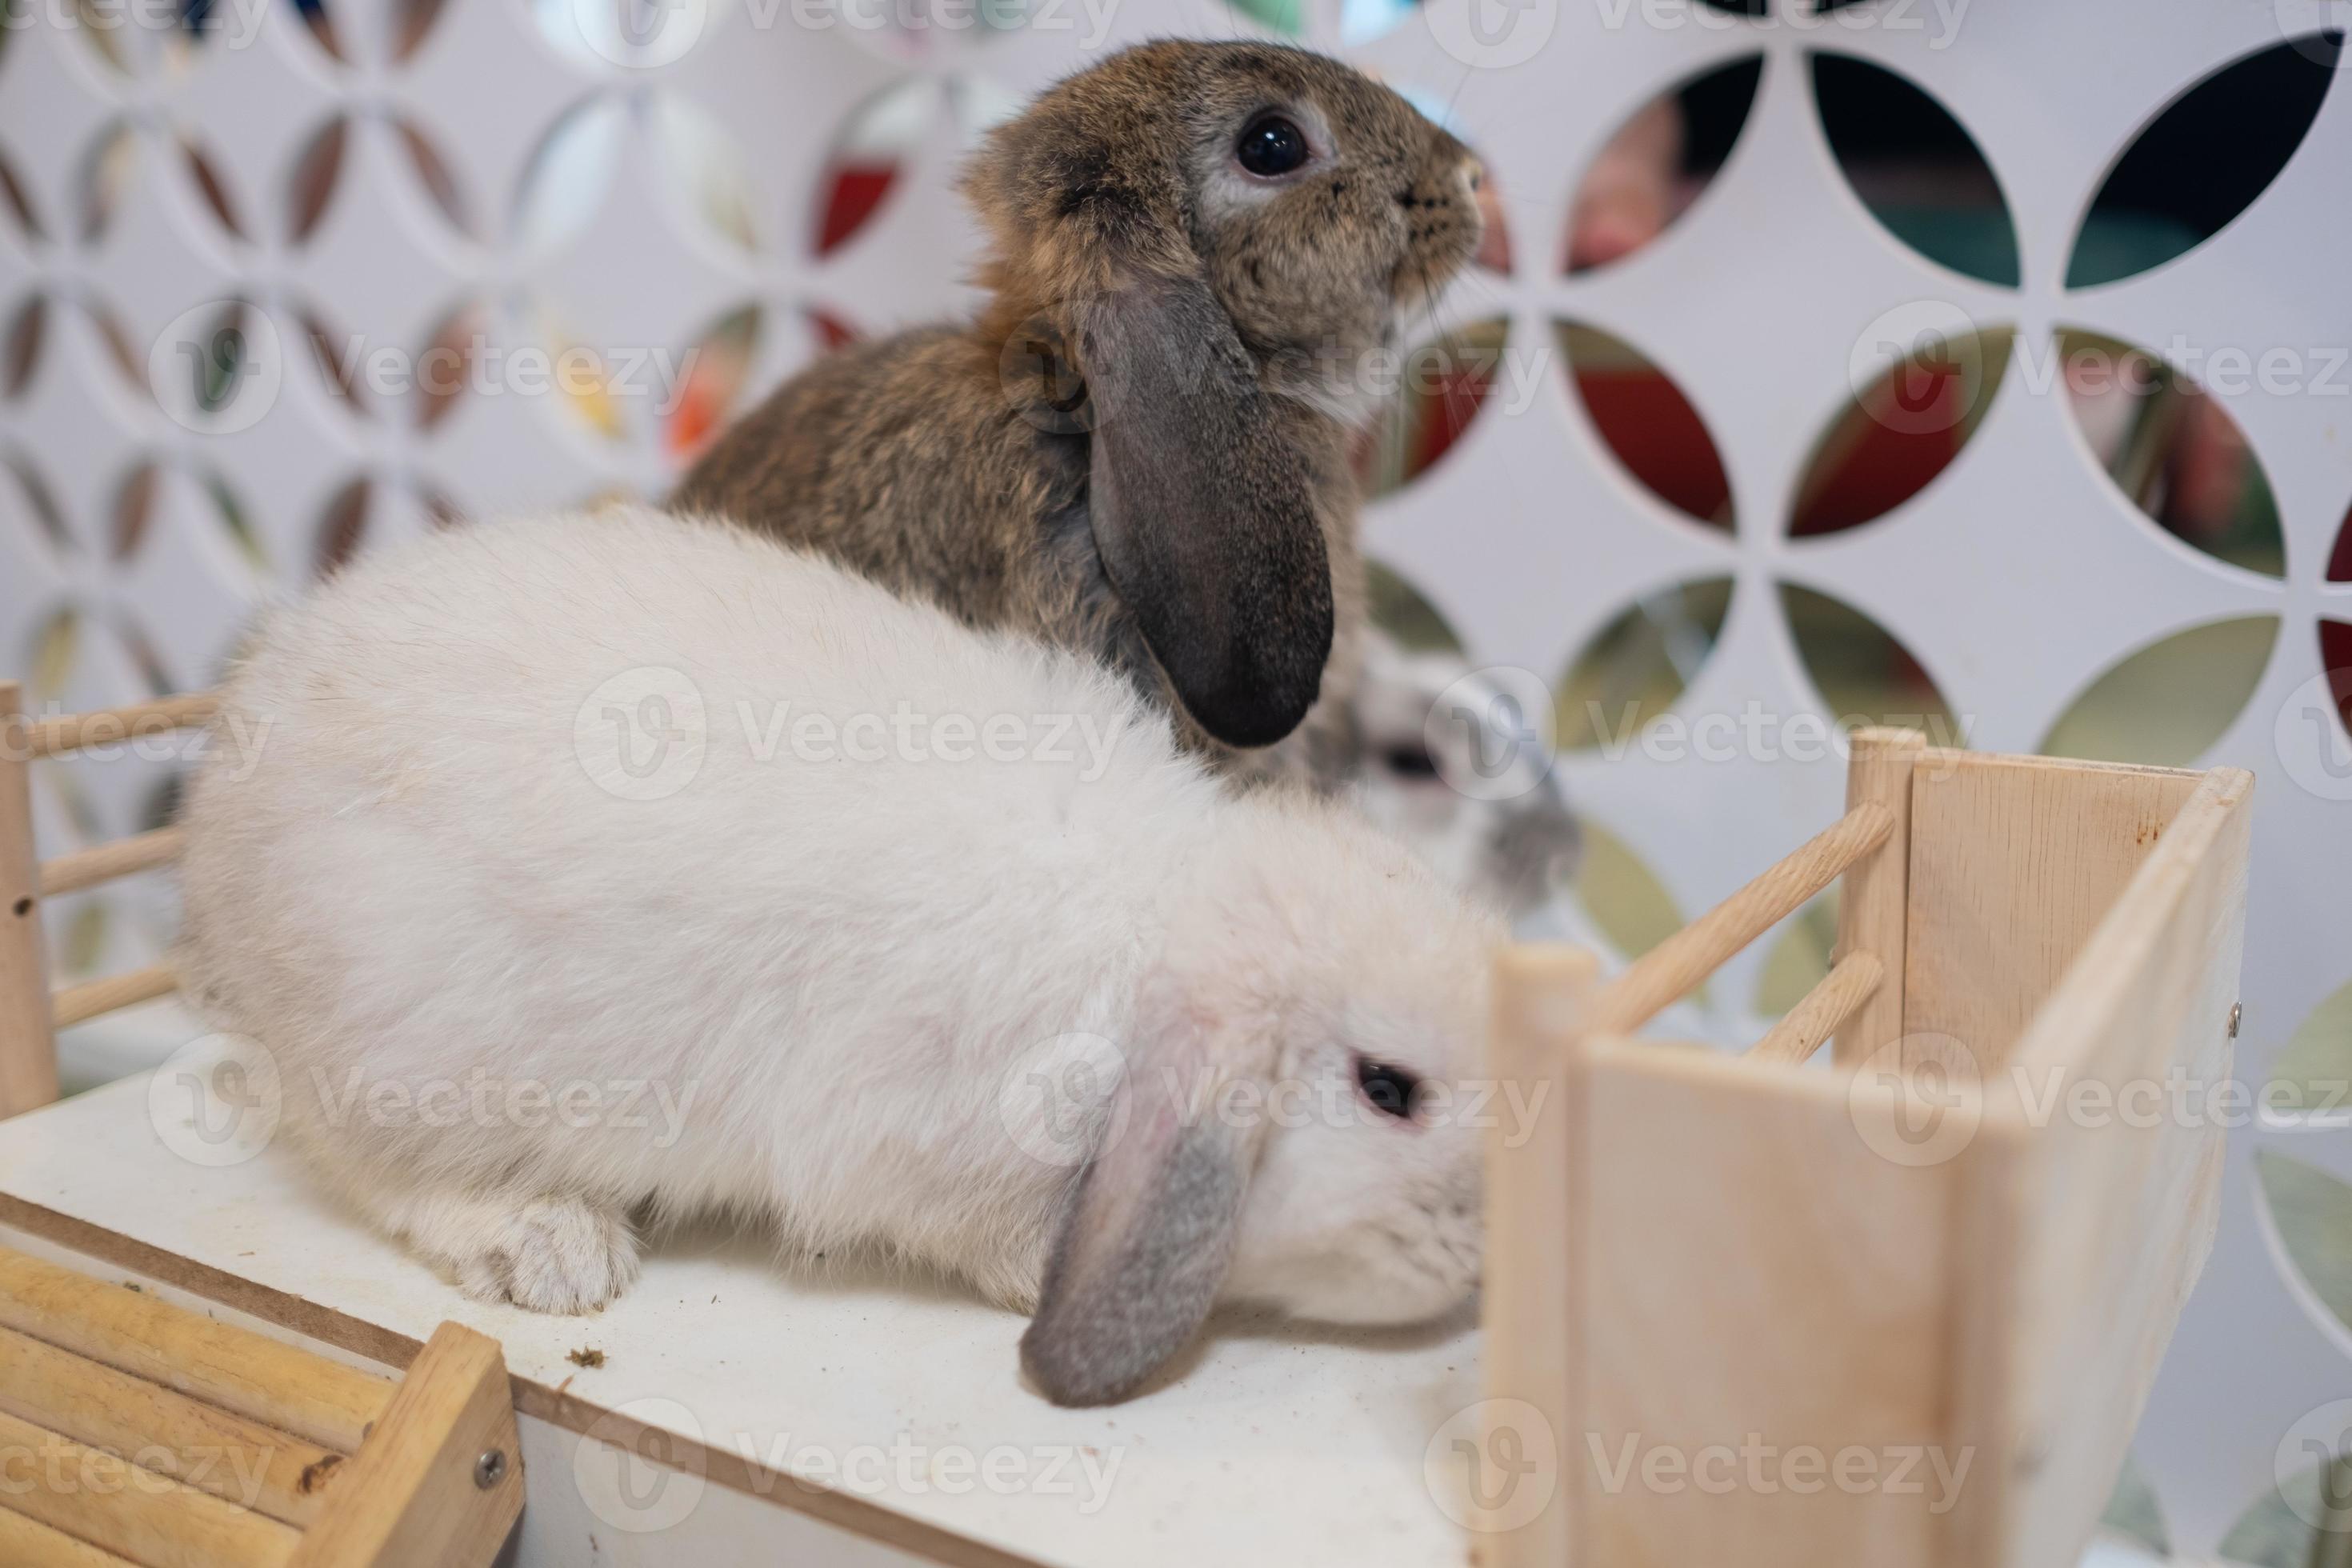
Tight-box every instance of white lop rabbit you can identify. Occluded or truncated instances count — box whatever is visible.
[1347,627,1582,925]
[177,504,1502,1406]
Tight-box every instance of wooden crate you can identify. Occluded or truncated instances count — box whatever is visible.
[0,1244,522,1566]
[1484,730,2251,1568]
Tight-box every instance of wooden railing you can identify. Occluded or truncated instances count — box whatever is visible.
[1586,798,1895,1056]
[1,682,217,1117]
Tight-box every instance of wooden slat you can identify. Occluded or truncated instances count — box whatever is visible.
[1959,767,2253,1566]
[0,1404,298,1568]
[1590,802,1893,1037]
[1903,750,2203,1073]
[286,1322,522,1568]
[1748,950,1883,1068]
[0,1195,1046,1568]
[0,1322,344,1528]
[40,830,185,898]
[1481,945,1596,1568]
[0,681,58,1118]
[0,1505,142,1567]
[0,1248,395,1453]
[1830,726,1922,1070]
[26,697,219,761]
[50,967,178,1030]
[1574,1043,1958,1567]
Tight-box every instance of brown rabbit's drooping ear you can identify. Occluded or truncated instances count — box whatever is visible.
[970,75,1337,750]
[1020,1048,1258,1406]
[1077,283,1334,750]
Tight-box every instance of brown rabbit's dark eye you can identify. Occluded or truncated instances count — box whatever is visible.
[1238,115,1310,178]
[1356,1058,1422,1120]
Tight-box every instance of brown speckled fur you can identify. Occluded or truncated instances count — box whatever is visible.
[674,41,1479,783]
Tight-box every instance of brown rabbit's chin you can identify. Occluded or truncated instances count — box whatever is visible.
[1390,246,1478,316]
[1397,202,1486,307]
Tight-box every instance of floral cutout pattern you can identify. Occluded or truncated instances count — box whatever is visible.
[0,2,2349,1558]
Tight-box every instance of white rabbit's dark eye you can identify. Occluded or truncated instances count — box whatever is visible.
[1355,1058,1422,1120]
[1238,115,1310,178]
[1382,746,1441,779]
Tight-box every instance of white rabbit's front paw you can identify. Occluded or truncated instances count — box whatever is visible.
[446,1197,640,1314]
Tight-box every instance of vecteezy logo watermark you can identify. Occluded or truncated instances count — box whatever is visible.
[558,0,707,66]
[1430,669,1972,799]
[1581,702,1972,770]
[575,667,709,802]
[575,1399,709,1534]
[2274,3,2351,70]
[1426,665,1558,803]
[1848,300,1990,438]
[1847,1034,1983,1168]
[1850,302,2352,437]
[2276,670,2352,802]
[998,314,1092,437]
[146,1037,702,1166]
[148,1034,283,1168]
[1428,0,1559,70]
[1844,1034,2329,1166]
[152,310,721,438]
[151,302,284,437]
[2276,1400,2352,1533]
[998,1033,1130,1169]
[1425,1399,1560,1533]
[311,332,705,417]
[997,1045,1557,1166]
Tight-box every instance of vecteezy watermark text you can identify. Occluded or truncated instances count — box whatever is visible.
[573,666,1140,802]
[0,1436,281,1509]
[571,1397,1124,1534]
[3,0,273,50]
[0,706,267,770]
[1586,1433,1974,1514]
[999,1032,1553,1169]
[306,1067,698,1148]
[148,1034,699,1166]
[1422,1401,1976,1534]
[1845,1033,2346,1170]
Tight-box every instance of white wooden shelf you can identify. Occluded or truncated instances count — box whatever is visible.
[0,1073,1478,1568]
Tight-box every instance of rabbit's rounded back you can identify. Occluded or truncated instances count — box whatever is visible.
[175,506,1504,1404]
[177,506,1205,1218]
[674,42,1481,766]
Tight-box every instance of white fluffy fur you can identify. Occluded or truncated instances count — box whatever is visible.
[177,504,1501,1336]
[1350,629,1582,921]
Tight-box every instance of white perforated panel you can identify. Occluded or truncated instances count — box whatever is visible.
[2,0,2347,1554]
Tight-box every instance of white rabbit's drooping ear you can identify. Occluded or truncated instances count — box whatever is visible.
[1020,1046,1262,1406]
[1078,279,1334,751]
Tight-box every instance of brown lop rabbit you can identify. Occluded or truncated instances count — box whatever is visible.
[674,40,1483,776]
